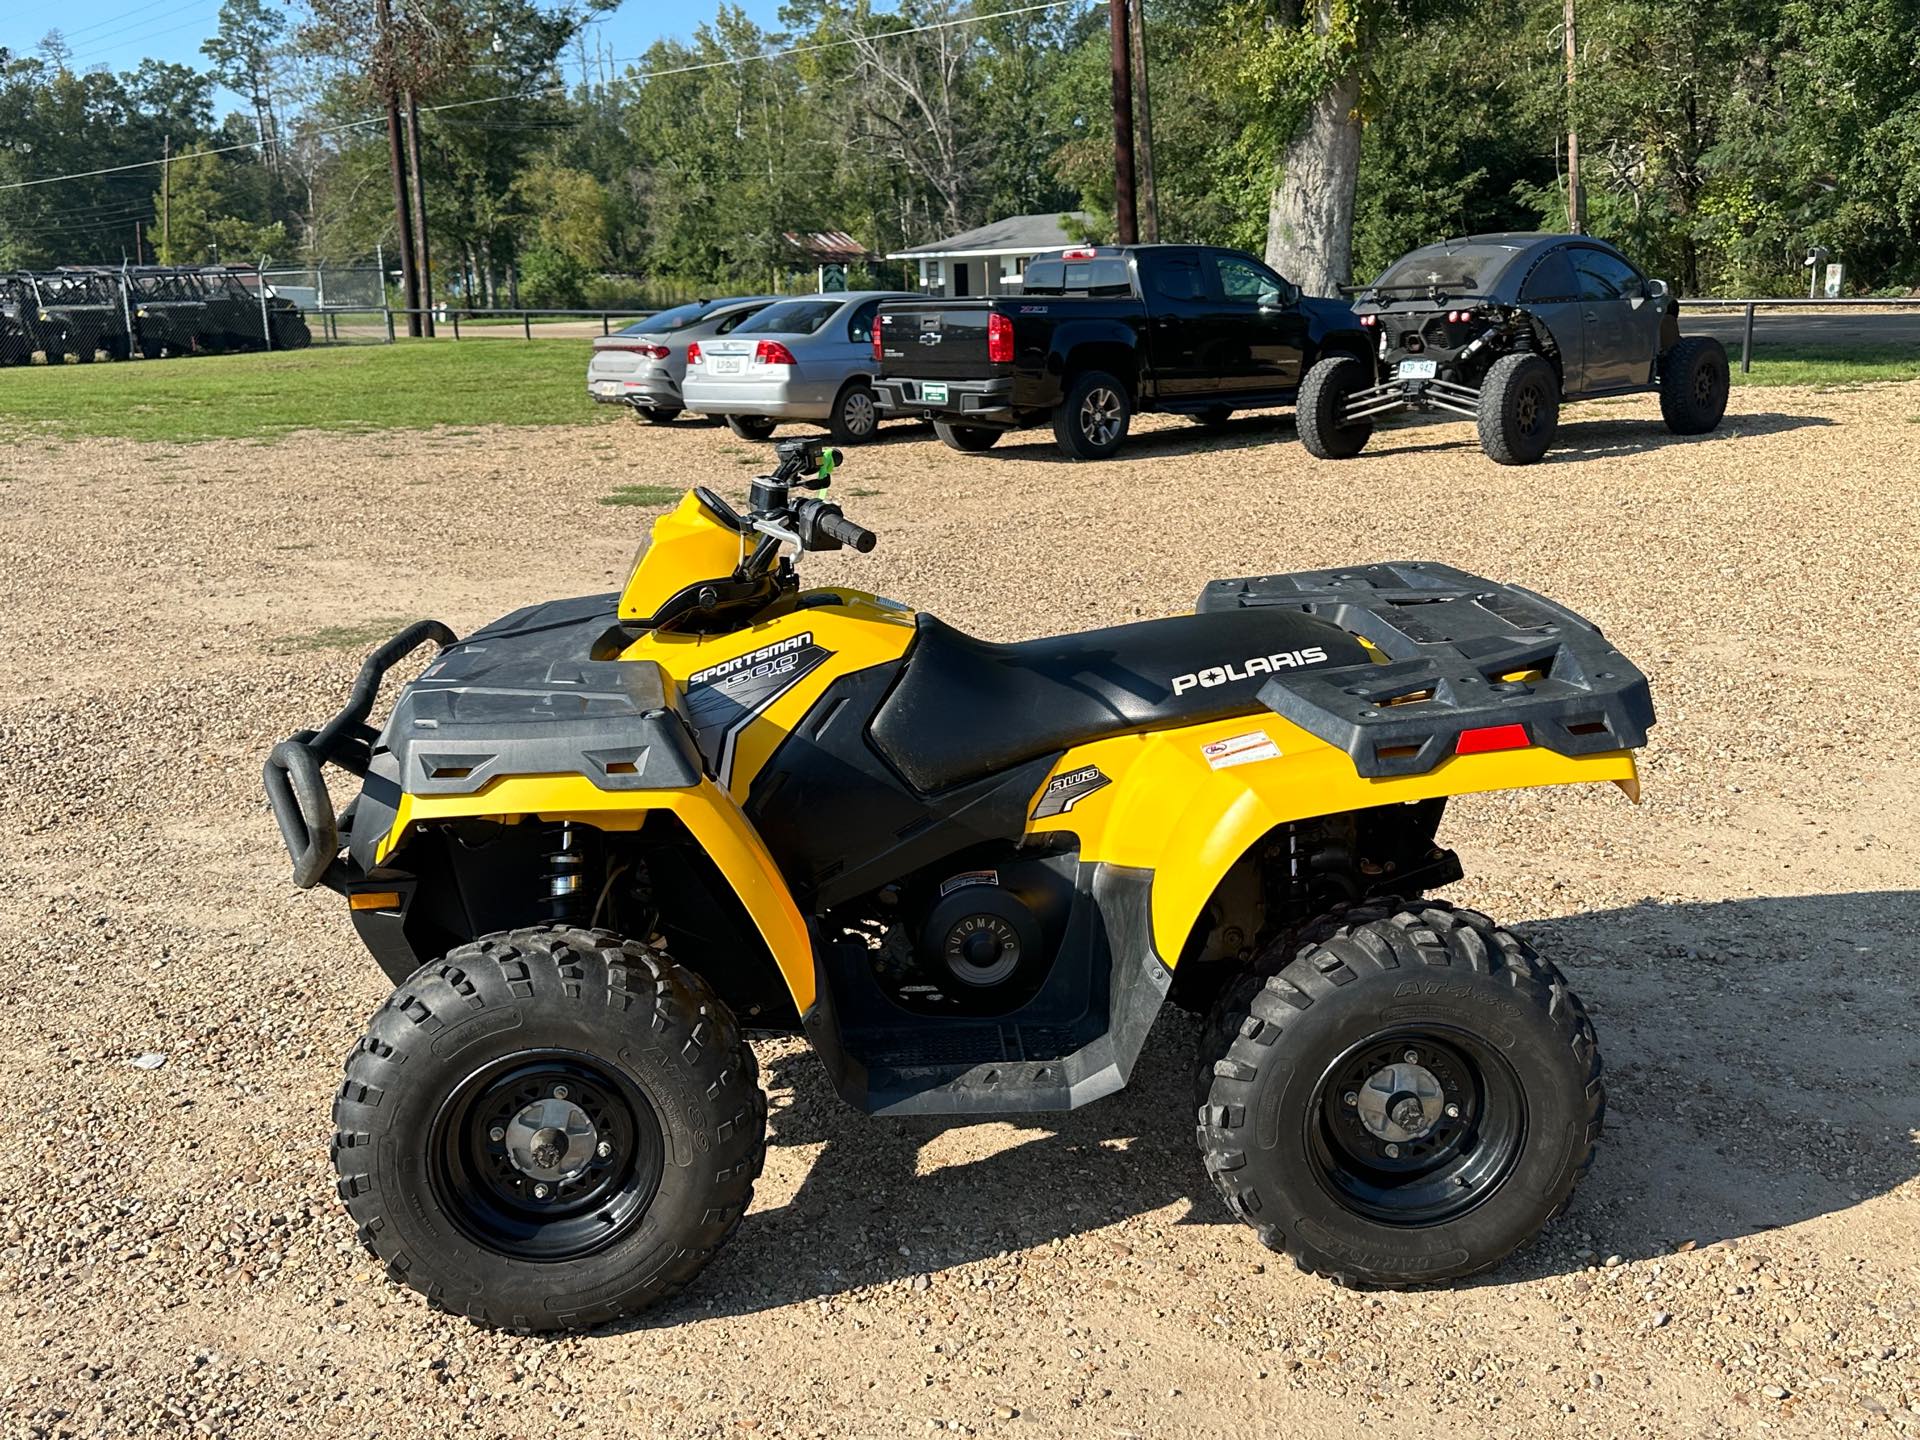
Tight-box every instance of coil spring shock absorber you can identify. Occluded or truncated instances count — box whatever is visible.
[541,823,591,922]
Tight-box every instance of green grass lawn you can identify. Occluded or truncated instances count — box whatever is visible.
[0,340,615,442]
[0,333,1911,444]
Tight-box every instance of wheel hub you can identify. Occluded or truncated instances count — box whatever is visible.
[1355,1060,1446,1143]
[503,1096,598,1183]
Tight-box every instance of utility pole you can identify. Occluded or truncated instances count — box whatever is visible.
[161,134,171,264]
[376,0,422,335]
[402,89,435,335]
[1128,0,1158,242]
[1564,0,1585,233]
[1109,0,1137,244]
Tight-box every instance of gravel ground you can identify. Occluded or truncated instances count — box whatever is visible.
[2,388,1917,1439]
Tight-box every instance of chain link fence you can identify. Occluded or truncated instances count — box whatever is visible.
[2,264,313,366]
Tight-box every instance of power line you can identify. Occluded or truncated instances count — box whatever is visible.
[68,9,227,69]
[0,0,1085,192]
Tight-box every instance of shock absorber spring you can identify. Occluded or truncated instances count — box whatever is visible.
[541,823,590,922]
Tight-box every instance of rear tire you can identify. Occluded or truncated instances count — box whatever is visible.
[1052,369,1131,460]
[1197,899,1602,1287]
[331,925,766,1333]
[1658,335,1729,435]
[828,380,880,445]
[725,415,778,441]
[933,421,1002,452]
[1476,352,1559,464]
[1297,355,1375,459]
[638,407,682,426]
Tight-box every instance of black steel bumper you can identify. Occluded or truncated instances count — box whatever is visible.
[263,619,458,891]
[1198,563,1653,779]
[873,376,1019,427]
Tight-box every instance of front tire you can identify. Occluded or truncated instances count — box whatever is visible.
[1476,352,1560,464]
[1658,335,1729,435]
[1052,369,1131,460]
[1197,899,1602,1287]
[933,421,1002,452]
[725,415,778,441]
[331,926,766,1332]
[1297,355,1375,459]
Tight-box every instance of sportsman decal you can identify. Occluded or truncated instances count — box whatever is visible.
[684,632,831,787]
[1030,763,1111,820]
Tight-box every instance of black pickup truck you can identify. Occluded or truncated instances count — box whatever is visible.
[871,244,1367,459]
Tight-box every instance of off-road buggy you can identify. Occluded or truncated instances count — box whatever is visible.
[1298,232,1729,465]
[268,437,1653,1332]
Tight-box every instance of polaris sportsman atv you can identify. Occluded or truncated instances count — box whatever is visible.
[1297,232,1730,465]
[268,436,1652,1331]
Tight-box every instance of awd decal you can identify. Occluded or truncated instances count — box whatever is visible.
[684,632,831,788]
[1171,646,1329,696]
[1031,764,1111,820]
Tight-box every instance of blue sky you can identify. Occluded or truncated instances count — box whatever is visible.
[6,0,791,110]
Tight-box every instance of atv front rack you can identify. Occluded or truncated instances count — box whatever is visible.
[1197,563,1653,779]
[263,619,459,890]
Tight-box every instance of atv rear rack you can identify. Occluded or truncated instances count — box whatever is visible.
[1197,563,1653,779]
[263,619,459,890]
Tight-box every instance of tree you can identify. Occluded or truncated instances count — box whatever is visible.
[202,0,289,170]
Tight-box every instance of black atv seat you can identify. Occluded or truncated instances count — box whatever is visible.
[869,608,1369,794]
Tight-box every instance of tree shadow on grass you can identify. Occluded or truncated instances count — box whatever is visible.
[624,890,1919,1327]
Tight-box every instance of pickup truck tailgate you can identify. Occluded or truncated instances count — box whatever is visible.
[876,301,996,379]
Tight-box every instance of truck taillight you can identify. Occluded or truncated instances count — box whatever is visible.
[686,342,702,365]
[871,314,884,363]
[988,310,1014,364]
[754,340,797,366]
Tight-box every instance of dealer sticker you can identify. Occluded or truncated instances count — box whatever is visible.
[1202,730,1281,770]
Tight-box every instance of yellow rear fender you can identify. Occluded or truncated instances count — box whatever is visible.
[1026,713,1640,965]
[378,774,817,1012]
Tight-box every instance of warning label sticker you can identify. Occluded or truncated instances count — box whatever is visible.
[1202,731,1282,770]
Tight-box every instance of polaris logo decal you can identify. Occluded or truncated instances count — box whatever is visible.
[1030,764,1111,820]
[685,632,830,787]
[1171,647,1330,696]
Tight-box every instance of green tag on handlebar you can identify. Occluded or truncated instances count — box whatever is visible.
[817,449,836,485]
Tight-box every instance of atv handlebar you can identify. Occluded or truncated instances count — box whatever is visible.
[263,618,460,890]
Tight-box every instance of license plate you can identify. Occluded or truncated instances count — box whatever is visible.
[592,380,620,396]
[1397,359,1438,380]
[710,356,744,375]
[921,382,949,404]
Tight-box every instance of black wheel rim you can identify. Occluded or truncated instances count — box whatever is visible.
[1305,1027,1526,1227]
[429,1049,664,1262]
[1515,384,1542,436]
[1693,363,1714,405]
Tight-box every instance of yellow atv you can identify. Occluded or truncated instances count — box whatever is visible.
[267,437,1651,1332]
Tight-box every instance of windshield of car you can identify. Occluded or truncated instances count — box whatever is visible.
[734,299,842,335]
[620,301,713,336]
[1367,245,1520,296]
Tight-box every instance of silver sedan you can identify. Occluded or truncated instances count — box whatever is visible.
[680,291,918,443]
[586,296,777,423]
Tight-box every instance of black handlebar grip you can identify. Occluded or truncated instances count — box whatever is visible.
[821,511,877,553]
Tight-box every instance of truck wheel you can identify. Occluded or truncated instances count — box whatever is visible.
[1476,352,1559,465]
[1052,370,1132,460]
[1297,356,1375,459]
[1658,336,1729,435]
[933,421,1002,452]
[726,415,778,441]
[828,380,880,445]
[331,925,766,1333]
[637,407,682,426]
[1197,899,1602,1287]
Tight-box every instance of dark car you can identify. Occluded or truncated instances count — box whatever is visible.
[29,271,130,362]
[872,244,1369,459]
[1296,232,1730,465]
[122,268,210,358]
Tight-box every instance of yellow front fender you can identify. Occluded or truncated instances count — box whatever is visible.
[1031,714,1639,965]
[378,774,817,1011]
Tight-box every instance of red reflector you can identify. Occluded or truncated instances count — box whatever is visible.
[987,310,1014,364]
[1455,723,1530,755]
[1360,314,1376,326]
[686,341,702,365]
[754,340,797,366]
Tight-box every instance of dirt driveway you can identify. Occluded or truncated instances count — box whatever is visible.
[1,388,1916,1439]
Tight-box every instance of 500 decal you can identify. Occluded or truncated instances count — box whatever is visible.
[1171,646,1329,696]
[685,632,831,788]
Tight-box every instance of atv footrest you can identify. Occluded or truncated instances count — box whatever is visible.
[1197,563,1653,779]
